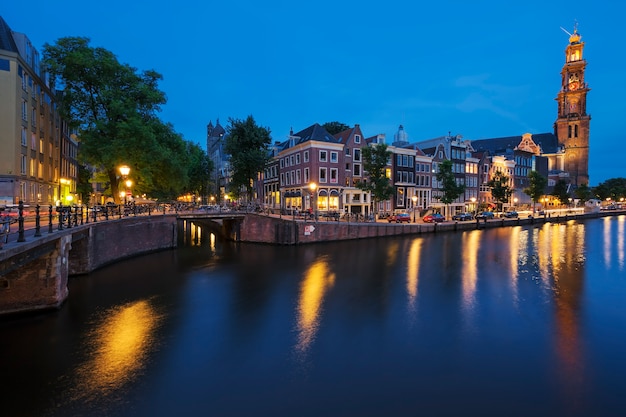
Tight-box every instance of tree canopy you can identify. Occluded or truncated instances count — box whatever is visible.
[592,177,626,201]
[224,116,272,201]
[523,171,547,213]
[43,37,210,202]
[551,179,570,206]
[322,121,350,135]
[358,144,394,214]
[436,159,465,217]
[487,170,513,211]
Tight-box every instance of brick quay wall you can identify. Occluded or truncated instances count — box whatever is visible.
[236,210,621,245]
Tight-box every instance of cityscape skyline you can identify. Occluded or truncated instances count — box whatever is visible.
[1,1,624,185]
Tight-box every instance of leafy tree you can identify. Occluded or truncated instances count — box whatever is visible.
[574,183,592,203]
[76,164,94,204]
[436,159,465,218]
[357,143,394,214]
[551,179,570,206]
[142,120,191,200]
[43,37,167,203]
[224,115,272,202]
[185,142,212,200]
[523,170,547,214]
[322,121,350,135]
[592,177,626,202]
[487,170,513,212]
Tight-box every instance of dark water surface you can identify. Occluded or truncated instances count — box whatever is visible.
[1,216,626,416]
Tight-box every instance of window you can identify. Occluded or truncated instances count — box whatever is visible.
[345,147,350,156]
[31,107,36,127]
[354,149,361,162]
[296,169,301,183]
[280,173,285,186]
[330,152,338,163]
[396,188,405,206]
[21,127,27,146]
[330,168,338,183]
[320,167,327,183]
[21,155,26,174]
[296,153,300,164]
[354,135,361,143]
[353,164,361,176]
[280,159,284,168]
[319,150,327,162]
[22,100,28,121]
[304,168,309,183]
[304,150,309,162]
[290,155,294,166]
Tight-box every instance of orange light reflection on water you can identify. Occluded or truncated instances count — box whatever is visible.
[295,257,335,355]
[461,231,480,310]
[69,300,162,402]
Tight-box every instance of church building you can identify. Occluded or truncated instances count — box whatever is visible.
[472,25,591,188]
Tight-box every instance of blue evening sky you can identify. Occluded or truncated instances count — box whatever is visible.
[1,1,623,185]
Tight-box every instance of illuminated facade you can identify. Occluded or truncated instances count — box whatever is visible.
[0,16,78,207]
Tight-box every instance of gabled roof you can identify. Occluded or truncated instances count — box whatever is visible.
[0,17,18,53]
[471,132,560,155]
[333,124,365,144]
[293,123,339,144]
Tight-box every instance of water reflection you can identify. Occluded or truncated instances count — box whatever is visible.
[67,299,163,404]
[617,216,626,271]
[604,216,625,270]
[4,217,626,417]
[295,257,335,355]
[461,230,480,310]
[405,238,422,320]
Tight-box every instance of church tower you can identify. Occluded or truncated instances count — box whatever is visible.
[554,25,591,186]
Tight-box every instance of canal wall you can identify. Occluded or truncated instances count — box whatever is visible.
[0,216,177,316]
[238,210,620,245]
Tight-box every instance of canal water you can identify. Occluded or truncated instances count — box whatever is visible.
[1,216,625,417]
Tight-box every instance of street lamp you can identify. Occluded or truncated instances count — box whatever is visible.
[119,165,130,177]
[513,197,518,210]
[119,165,131,205]
[309,182,317,220]
[471,197,476,215]
[412,195,418,223]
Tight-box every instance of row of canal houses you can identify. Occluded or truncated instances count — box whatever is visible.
[257,123,547,218]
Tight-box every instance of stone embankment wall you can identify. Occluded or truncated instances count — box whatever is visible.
[0,216,177,316]
[238,211,618,245]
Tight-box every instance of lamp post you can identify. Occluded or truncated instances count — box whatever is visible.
[309,182,317,221]
[119,165,131,205]
[412,195,418,223]
[513,197,518,211]
[471,197,476,216]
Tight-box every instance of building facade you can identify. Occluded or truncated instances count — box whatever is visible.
[0,17,78,207]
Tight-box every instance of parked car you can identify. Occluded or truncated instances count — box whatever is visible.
[452,212,473,221]
[423,213,445,223]
[475,211,495,220]
[388,213,411,223]
[503,211,519,218]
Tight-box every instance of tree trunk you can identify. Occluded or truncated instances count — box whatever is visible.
[108,169,120,204]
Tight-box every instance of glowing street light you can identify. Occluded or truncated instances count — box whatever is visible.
[309,182,317,220]
[412,195,418,223]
